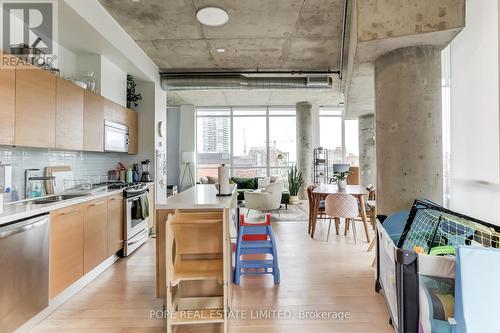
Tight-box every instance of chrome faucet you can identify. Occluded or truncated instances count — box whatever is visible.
[25,169,55,199]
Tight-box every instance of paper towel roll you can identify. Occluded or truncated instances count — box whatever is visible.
[218,164,231,195]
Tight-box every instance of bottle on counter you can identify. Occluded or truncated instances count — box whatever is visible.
[126,168,133,184]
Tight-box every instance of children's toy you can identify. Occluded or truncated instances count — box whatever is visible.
[233,213,280,285]
[376,199,500,333]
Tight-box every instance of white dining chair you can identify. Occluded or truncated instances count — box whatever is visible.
[324,193,359,243]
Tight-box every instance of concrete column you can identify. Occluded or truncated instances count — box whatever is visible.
[359,114,376,187]
[375,46,443,215]
[296,102,313,199]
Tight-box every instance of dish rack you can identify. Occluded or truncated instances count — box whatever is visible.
[63,176,108,193]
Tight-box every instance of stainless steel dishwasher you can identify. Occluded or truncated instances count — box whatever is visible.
[0,214,50,333]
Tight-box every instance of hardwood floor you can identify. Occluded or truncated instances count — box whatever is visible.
[31,221,393,333]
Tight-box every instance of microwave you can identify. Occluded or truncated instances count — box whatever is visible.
[104,120,129,152]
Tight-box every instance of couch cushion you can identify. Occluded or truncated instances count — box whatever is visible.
[231,177,256,189]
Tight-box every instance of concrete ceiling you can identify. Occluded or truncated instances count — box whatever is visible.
[98,0,344,71]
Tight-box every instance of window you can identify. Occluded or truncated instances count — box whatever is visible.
[319,107,344,165]
[196,107,296,181]
[196,108,231,179]
[345,119,359,167]
[319,107,359,168]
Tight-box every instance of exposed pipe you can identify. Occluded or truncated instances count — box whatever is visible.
[160,70,339,76]
[161,74,334,91]
[339,0,349,80]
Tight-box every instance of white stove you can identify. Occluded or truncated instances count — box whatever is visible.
[122,182,150,256]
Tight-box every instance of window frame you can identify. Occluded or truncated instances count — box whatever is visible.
[196,106,297,179]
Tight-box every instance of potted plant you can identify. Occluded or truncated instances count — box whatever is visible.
[287,165,304,204]
[333,171,352,190]
[127,74,142,109]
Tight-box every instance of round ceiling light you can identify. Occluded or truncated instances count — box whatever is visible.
[196,7,229,27]
[216,48,225,53]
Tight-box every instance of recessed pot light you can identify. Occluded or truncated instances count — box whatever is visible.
[196,7,229,27]
[216,48,225,53]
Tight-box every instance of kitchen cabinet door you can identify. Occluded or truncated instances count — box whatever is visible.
[84,199,108,273]
[84,90,105,152]
[56,77,84,150]
[50,204,84,299]
[104,100,128,125]
[107,194,124,256]
[0,54,16,145]
[15,66,56,148]
[127,109,138,155]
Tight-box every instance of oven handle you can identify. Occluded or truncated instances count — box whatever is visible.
[127,228,148,246]
[126,193,147,203]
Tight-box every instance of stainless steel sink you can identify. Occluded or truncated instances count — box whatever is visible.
[10,193,90,206]
[30,194,88,204]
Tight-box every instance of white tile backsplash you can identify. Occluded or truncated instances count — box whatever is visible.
[0,147,122,198]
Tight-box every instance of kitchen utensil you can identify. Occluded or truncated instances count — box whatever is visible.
[9,37,45,64]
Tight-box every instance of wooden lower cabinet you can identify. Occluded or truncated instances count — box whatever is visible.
[50,204,85,299]
[107,194,124,256]
[83,199,108,274]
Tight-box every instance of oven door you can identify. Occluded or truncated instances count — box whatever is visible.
[105,121,129,153]
[125,193,149,240]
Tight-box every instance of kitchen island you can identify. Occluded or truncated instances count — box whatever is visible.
[156,184,237,333]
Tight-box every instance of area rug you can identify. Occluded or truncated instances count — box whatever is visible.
[240,201,309,222]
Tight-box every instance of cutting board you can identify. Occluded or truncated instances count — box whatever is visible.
[45,166,72,194]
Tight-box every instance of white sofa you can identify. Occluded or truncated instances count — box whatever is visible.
[244,181,284,215]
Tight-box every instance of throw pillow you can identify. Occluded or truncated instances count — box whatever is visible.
[207,176,219,184]
[257,177,271,188]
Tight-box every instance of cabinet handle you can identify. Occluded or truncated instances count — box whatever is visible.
[60,209,80,216]
[91,201,105,207]
[109,197,122,201]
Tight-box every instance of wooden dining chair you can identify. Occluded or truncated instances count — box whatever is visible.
[366,184,377,230]
[307,184,326,234]
[324,193,359,243]
[347,167,360,185]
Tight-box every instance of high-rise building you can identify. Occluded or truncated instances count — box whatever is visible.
[200,117,230,153]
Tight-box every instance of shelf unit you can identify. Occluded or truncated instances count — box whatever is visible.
[313,148,329,184]
[166,210,230,333]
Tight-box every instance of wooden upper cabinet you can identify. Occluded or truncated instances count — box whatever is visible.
[104,100,128,125]
[107,194,124,256]
[15,66,56,148]
[127,109,138,155]
[0,55,16,145]
[56,77,84,150]
[84,90,105,152]
[83,199,108,274]
[50,204,84,299]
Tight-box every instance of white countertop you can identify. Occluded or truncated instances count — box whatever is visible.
[0,188,124,227]
[157,184,237,210]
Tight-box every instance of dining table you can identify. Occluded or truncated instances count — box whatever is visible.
[309,184,371,242]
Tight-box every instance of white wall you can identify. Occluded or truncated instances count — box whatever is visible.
[100,56,127,106]
[449,0,500,223]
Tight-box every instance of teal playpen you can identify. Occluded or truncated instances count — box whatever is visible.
[376,199,500,333]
